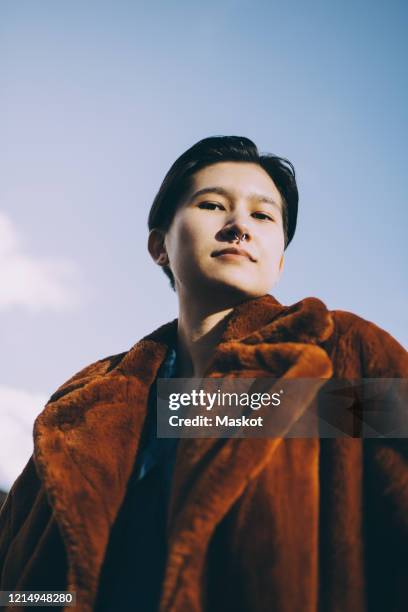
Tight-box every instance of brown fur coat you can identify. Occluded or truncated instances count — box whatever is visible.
[0,295,407,612]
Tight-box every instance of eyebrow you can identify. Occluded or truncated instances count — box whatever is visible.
[189,186,282,211]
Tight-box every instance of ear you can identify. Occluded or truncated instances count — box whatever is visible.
[148,229,169,266]
[275,254,284,282]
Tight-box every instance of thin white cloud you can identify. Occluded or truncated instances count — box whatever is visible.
[0,211,80,312]
[0,384,48,492]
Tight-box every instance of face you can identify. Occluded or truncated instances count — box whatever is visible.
[150,162,285,300]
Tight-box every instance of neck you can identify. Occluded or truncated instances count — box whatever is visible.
[175,289,249,377]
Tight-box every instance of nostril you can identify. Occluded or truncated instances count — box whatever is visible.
[224,228,249,243]
[216,224,251,244]
[225,227,238,239]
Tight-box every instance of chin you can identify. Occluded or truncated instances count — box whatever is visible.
[205,275,264,298]
[182,266,269,299]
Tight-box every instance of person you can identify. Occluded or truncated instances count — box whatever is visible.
[0,136,407,612]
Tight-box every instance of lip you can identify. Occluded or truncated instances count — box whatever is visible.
[211,247,257,262]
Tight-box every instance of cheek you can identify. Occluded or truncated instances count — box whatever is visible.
[179,212,217,249]
[258,233,284,268]
[166,218,204,265]
[178,220,201,243]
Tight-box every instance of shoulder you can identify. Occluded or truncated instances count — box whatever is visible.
[47,350,128,404]
[326,309,408,377]
[46,320,178,404]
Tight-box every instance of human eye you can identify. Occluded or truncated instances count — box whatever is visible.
[252,211,275,221]
[197,201,225,210]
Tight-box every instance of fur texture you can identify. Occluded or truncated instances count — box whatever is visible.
[0,294,407,612]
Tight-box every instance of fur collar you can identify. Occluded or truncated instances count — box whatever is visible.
[33,294,334,611]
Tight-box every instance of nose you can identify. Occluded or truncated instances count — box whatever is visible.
[217,218,252,244]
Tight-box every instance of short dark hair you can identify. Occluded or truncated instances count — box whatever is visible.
[148,135,298,289]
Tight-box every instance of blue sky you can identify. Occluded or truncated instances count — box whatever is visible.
[1,0,407,489]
